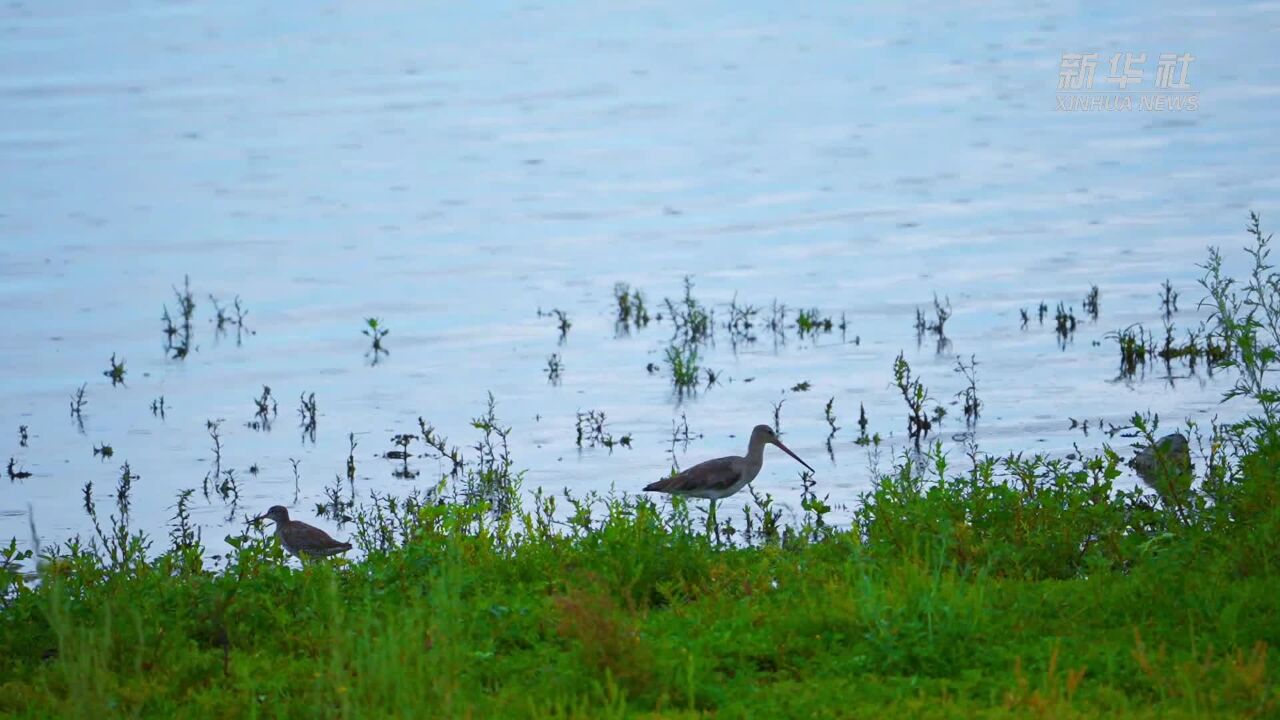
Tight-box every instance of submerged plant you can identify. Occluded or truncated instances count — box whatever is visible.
[103,354,126,386]
[854,402,877,446]
[69,384,87,421]
[916,294,952,353]
[6,458,31,481]
[1083,284,1100,320]
[795,308,834,336]
[665,345,700,394]
[574,410,630,451]
[1161,278,1180,319]
[206,419,224,478]
[824,397,839,453]
[1110,324,1155,379]
[613,282,650,330]
[893,352,932,443]
[298,392,318,442]
[664,276,713,346]
[1054,303,1077,346]
[163,275,196,359]
[387,433,418,479]
[363,317,390,363]
[209,294,252,344]
[538,308,572,342]
[246,386,278,431]
[545,353,563,385]
[553,309,572,340]
[725,294,758,344]
[955,354,982,427]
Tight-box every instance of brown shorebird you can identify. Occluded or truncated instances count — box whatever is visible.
[1130,432,1193,502]
[253,506,352,559]
[645,424,814,503]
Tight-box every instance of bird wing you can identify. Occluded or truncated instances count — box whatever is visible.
[645,456,742,494]
[283,522,350,552]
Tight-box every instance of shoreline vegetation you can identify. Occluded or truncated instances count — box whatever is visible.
[3,222,1279,717]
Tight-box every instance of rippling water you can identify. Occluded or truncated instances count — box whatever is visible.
[2,1,1278,556]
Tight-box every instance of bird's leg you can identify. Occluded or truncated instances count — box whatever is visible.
[709,499,721,546]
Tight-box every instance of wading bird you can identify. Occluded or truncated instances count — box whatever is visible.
[253,505,352,559]
[645,424,814,531]
[1130,432,1193,503]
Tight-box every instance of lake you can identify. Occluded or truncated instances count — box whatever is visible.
[3,0,1278,560]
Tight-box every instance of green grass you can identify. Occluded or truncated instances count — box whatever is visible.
[3,223,1280,717]
[1,432,1277,718]
[665,344,700,392]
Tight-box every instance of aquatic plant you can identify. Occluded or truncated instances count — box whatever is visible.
[1083,284,1100,320]
[1160,278,1179,319]
[1054,303,1077,345]
[545,353,562,384]
[246,385,278,431]
[6,458,31,481]
[954,354,981,427]
[824,397,839,453]
[69,384,87,423]
[163,275,196,358]
[664,344,700,393]
[298,392,318,442]
[725,294,758,344]
[574,410,631,451]
[102,353,126,386]
[613,282,650,330]
[892,352,933,443]
[795,308,833,336]
[915,294,952,353]
[663,276,713,346]
[363,317,390,363]
[209,294,252,344]
[854,402,878,446]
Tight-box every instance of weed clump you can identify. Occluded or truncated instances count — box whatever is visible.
[613,282,650,331]
[363,317,390,364]
[545,353,562,385]
[575,410,631,451]
[665,344,700,395]
[893,353,934,443]
[664,276,713,346]
[102,354,126,386]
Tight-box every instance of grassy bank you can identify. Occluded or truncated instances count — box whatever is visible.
[1,452,1277,718]
[3,230,1280,718]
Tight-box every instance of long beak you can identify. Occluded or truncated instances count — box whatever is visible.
[248,514,265,524]
[772,438,815,473]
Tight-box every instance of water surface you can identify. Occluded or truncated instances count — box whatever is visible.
[3,1,1279,555]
